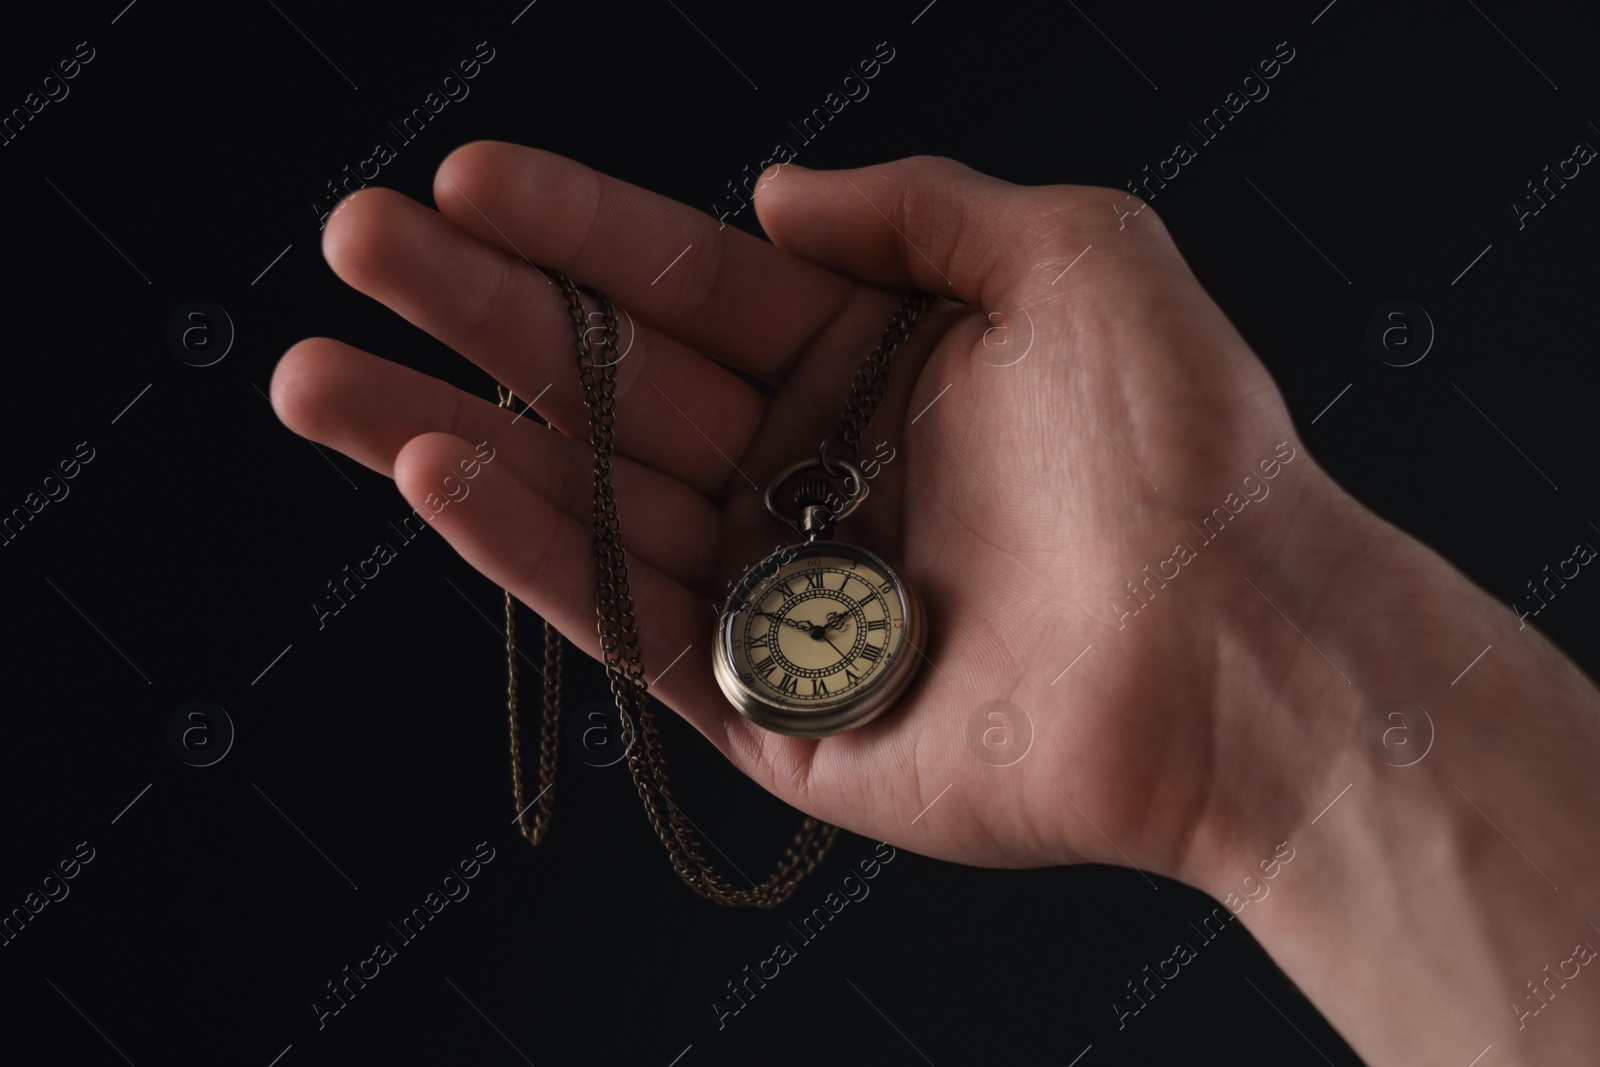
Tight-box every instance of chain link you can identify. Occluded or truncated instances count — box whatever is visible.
[501,389,563,847]
[828,290,938,465]
[502,274,933,906]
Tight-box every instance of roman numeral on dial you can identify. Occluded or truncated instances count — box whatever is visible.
[776,673,799,696]
[858,643,883,663]
[805,570,825,590]
[752,654,775,676]
[811,676,830,697]
[866,618,888,631]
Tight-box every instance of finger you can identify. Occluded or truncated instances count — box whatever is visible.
[742,287,966,505]
[396,432,763,757]
[322,186,765,499]
[752,157,1186,305]
[432,141,855,382]
[272,339,720,585]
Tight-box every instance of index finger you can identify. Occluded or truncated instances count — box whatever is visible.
[432,142,855,383]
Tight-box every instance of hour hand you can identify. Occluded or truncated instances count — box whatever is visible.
[758,610,811,631]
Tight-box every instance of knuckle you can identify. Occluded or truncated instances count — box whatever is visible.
[662,234,725,324]
[1012,185,1180,284]
[896,153,974,176]
[460,248,518,344]
[506,517,564,602]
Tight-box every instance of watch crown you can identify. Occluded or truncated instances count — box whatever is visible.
[792,477,835,509]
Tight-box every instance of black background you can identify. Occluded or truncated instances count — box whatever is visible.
[3,1,1597,1064]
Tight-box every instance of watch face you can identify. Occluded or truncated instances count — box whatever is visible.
[713,540,923,736]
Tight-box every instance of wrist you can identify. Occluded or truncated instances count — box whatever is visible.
[1169,447,1386,893]
[1177,449,1600,1064]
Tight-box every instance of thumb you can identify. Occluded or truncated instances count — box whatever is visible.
[752,156,1176,306]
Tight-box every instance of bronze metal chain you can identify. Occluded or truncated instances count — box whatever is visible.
[499,386,562,846]
[501,273,935,906]
[827,290,937,471]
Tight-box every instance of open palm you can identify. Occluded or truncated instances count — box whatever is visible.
[274,143,1324,883]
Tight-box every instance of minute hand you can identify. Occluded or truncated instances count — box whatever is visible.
[819,628,852,661]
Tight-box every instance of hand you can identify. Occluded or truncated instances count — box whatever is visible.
[271,143,1339,879]
[272,144,1600,1066]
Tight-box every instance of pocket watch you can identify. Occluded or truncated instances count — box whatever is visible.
[496,278,934,905]
[712,458,927,737]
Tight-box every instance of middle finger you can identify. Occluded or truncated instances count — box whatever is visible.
[322,187,768,500]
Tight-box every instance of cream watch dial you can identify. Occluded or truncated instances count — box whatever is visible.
[714,540,923,737]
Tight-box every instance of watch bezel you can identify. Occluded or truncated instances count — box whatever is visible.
[712,539,925,738]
